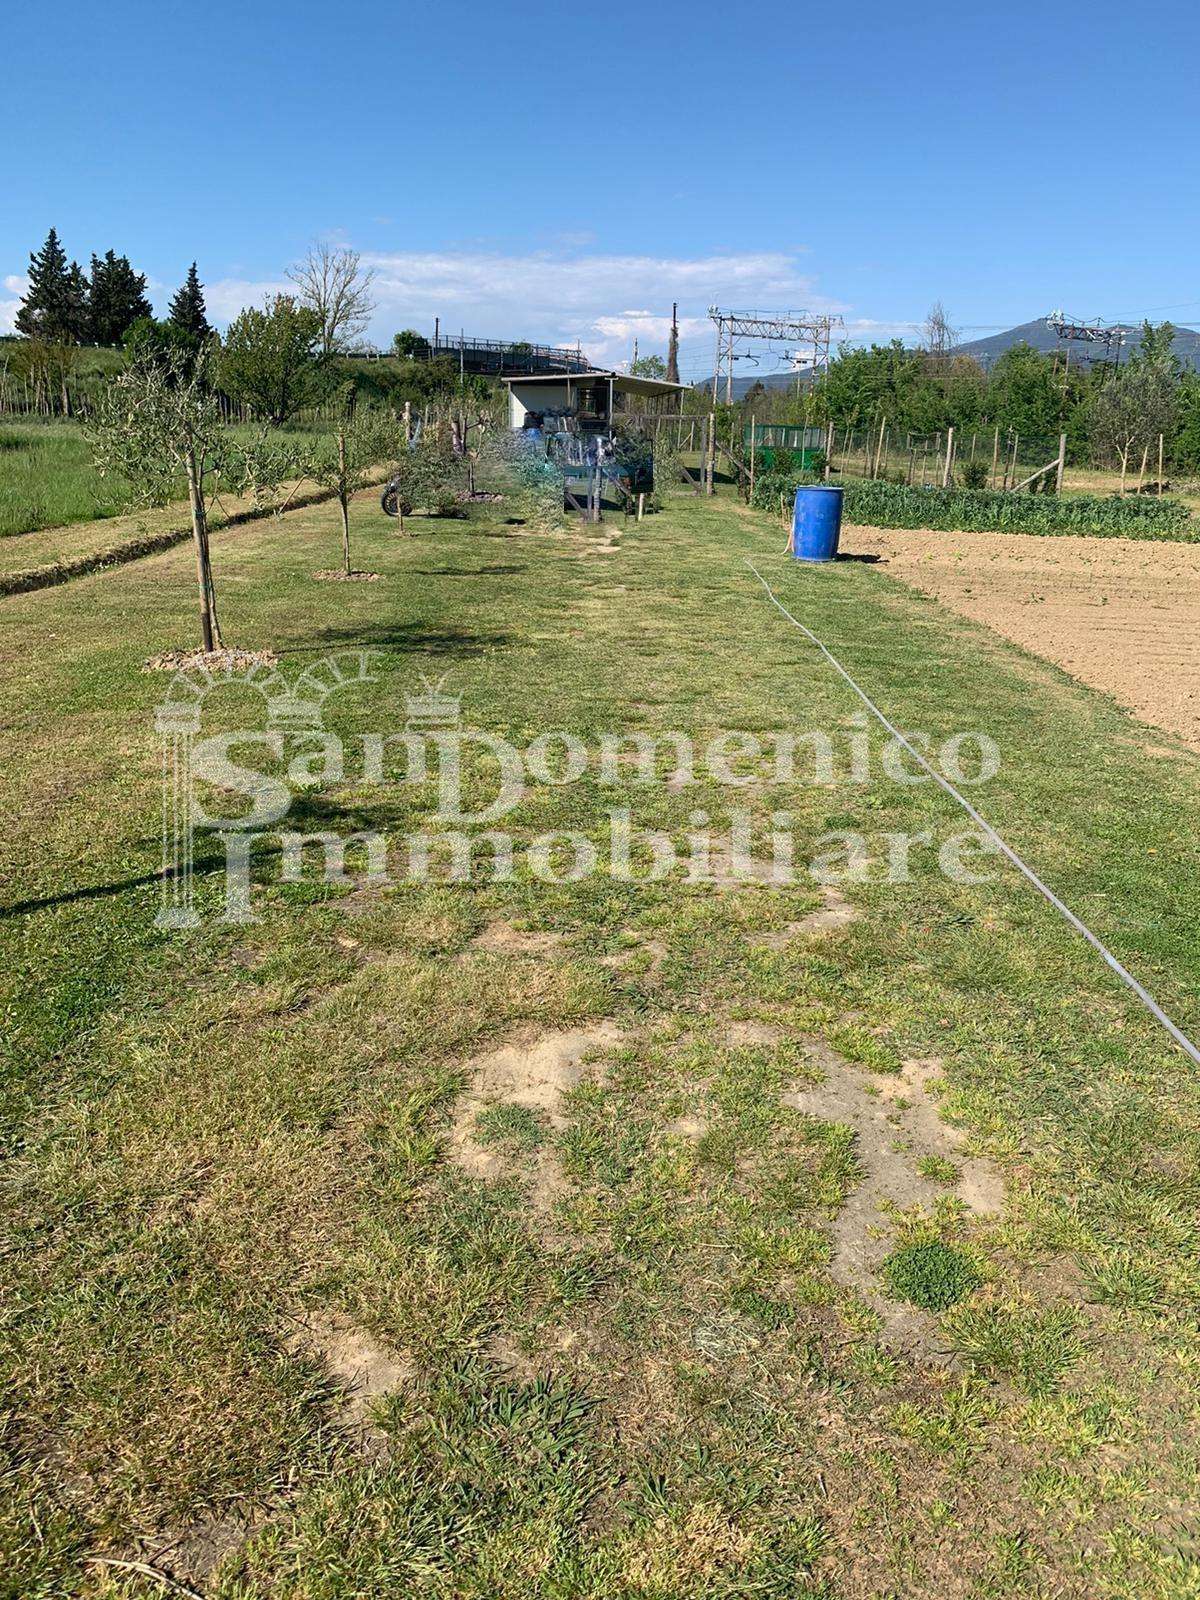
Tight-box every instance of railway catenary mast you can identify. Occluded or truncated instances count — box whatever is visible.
[708,308,842,405]
[1045,310,1128,377]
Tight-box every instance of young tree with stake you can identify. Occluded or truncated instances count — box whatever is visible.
[309,390,392,575]
[90,347,229,651]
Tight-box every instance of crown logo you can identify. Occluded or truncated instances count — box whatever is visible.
[405,673,462,730]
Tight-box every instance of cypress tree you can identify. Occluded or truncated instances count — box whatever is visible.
[88,251,153,345]
[63,262,90,343]
[168,263,211,340]
[15,228,74,340]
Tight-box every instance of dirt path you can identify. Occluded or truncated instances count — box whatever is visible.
[845,522,1200,751]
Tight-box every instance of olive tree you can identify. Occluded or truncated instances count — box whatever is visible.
[90,346,228,650]
[308,393,394,574]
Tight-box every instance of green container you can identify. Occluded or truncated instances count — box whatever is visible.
[744,425,824,473]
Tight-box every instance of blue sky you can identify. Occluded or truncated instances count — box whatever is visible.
[5,0,1198,376]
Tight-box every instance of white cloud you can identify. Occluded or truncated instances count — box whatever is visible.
[1,274,28,335]
[839,316,923,343]
[352,248,841,367]
[202,276,289,324]
[201,248,837,366]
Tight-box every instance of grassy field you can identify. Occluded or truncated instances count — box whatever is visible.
[0,420,330,543]
[3,489,1200,1597]
[0,421,134,536]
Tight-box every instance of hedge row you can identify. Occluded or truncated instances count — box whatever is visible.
[749,472,1196,539]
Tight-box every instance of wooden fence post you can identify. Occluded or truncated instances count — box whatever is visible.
[1158,433,1164,496]
[749,414,756,503]
[1136,441,1150,495]
[990,426,1000,490]
[1055,432,1067,495]
[942,426,955,488]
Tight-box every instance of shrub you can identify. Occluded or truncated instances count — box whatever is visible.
[958,458,989,490]
[750,469,1194,539]
[384,438,466,522]
[881,1240,981,1311]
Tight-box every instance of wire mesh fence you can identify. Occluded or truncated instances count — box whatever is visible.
[827,423,1067,492]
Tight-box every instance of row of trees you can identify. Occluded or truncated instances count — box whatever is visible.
[731,314,1200,477]
[15,228,211,347]
[6,232,490,423]
[90,346,477,652]
[12,229,384,360]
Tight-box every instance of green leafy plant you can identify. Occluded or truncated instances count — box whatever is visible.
[750,470,1194,539]
[1080,1250,1164,1311]
[219,294,325,425]
[916,1155,960,1185]
[881,1239,981,1311]
[958,458,989,490]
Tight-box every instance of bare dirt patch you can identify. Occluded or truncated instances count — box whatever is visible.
[785,1042,1005,1357]
[292,1310,414,1427]
[471,919,564,957]
[108,1516,246,1595]
[847,523,1200,751]
[447,1022,625,1210]
[755,885,859,948]
[703,840,791,889]
[724,1019,783,1047]
[338,879,394,918]
[601,936,667,976]
[312,568,382,582]
[663,1112,709,1140]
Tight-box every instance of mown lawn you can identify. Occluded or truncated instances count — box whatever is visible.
[2,488,1199,1598]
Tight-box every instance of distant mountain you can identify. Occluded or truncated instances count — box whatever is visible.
[954,318,1200,371]
[694,318,1200,394]
[692,370,814,399]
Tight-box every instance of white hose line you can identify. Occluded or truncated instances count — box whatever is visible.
[744,557,1200,1068]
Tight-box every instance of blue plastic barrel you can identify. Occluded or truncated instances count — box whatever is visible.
[792,485,844,562]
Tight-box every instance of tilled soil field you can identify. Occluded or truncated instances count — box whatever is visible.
[847,522,1200,751]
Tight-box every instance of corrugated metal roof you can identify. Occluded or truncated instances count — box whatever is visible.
[501,371,685,395]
